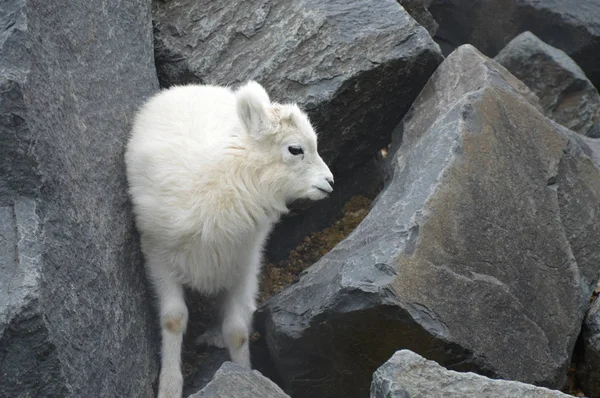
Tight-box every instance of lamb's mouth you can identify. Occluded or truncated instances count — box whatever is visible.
[315,186,332,195]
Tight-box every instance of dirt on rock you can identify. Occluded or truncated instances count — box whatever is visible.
[258,195,373,304]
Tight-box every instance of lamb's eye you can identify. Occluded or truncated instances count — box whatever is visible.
[288,146,304,156]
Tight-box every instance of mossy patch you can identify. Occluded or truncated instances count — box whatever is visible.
[258,195,373,303]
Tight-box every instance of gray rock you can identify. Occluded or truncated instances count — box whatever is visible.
[371,350,573,398]
[581,137,600,167]
[577,299,600,398]
[494,32,600,138]
[190,362,290,398]
[428,0,600,88]
[258,45,600,398]
[0,0,159,396]
[152,0,443,259]
[398,0,438,36]
[183,348,230,397]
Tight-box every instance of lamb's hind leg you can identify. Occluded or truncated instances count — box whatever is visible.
[220,266,259,368]
[151,267,188,398]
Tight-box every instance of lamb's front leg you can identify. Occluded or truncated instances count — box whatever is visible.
[221,260,260,368]
[151,266,189,398]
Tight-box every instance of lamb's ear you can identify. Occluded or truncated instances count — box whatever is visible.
[235,81,271,140]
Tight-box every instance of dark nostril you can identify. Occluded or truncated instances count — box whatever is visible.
[327,178,334,188]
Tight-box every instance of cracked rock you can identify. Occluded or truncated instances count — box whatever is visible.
[257,45,600,398]
[495,32,600,138]
[152,0,443,259]
[371,350,572,398]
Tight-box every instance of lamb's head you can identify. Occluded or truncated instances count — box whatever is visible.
[235,81,334,205]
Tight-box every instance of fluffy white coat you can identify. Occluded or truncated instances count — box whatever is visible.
[124,81,333,398]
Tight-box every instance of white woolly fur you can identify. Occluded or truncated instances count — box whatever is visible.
[125,80,333,398]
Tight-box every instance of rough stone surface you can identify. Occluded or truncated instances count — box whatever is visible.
[152,0,443,259]
[190,362,290,398]
[371,350,572,398]
[428,0,600,88]
[398,0,438,36]
[258,45,600,398]
[577,299,600,398]
[0,1,159,396]
[495,31,600,138]
[581,137,600,167]
[183,348,230,398]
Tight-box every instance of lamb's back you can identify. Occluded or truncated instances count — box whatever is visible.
[132,84,240,146]
[125,85,244,247]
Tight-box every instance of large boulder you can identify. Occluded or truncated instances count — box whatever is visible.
[495,31,600,138]
[0,0,158,396]
[371,350,572,398]
[190,362,290,398]
[577,298,600,398]
[428,0,600,88]
[257,45,600,398]
[152,0,443,259]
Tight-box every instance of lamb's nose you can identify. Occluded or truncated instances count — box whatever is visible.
[326,178,334,189]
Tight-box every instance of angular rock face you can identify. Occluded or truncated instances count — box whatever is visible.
[190,362,290,398]
[0,1,159,396]
[398,0,438,36]
[577,299,600,398]
[428,0,600,88]
[183,348,230,397]
[152,0,443,259]
[495,32,600,138]
[371,350,572,398]
[258,45,600,398]
[581,137,600,166]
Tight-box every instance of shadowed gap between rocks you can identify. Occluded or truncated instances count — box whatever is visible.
[253,301,495,398]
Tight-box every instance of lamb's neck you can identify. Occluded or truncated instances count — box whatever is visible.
[228,154,288,224]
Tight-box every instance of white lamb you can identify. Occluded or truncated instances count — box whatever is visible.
[124,81,334,398]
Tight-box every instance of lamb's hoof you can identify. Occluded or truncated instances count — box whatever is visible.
[196,328,226,348]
